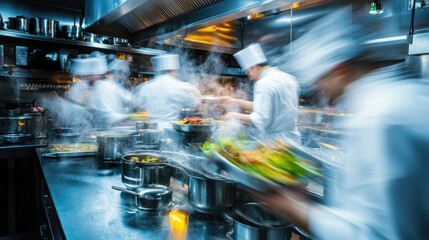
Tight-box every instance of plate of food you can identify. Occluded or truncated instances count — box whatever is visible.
[201,137,323,192]
[43,143,98,158]
[171,116,219,133]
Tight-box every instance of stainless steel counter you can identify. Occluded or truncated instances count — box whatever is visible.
[37,149,233,239]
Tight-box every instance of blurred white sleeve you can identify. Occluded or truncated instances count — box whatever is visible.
[250,84,271,130]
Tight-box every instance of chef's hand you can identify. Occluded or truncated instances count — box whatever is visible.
[219,96,236,107]
[223,111,241,120]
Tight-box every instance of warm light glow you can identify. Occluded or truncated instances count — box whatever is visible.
[292,2,300,8]
[169,210,189,240]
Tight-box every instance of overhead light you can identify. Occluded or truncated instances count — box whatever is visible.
[369,0,384,15]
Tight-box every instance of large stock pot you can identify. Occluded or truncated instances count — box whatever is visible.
[0,115,32,134]
[97,133,132,161]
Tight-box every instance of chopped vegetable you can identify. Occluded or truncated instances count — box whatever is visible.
[202,137,322,185]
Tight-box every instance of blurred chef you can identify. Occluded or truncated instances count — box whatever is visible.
[69,53,129,127]
[250,7,429,240]
[222,43,300,143]
[106,58,132,109]
[133,54,201,129]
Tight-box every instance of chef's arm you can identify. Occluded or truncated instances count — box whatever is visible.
[223,112,252,125]
[220,96,253,111]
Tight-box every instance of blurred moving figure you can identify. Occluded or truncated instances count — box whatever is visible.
[222,43,301,143]
[68,53,129,127]
[133,54,201,129]
[107,58,132,109]
[251,7,429,240]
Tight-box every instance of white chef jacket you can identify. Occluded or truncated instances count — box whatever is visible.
[250,67,301,143]
[69,78,130,126]
[133,74,201,128]
[309,64,429,239]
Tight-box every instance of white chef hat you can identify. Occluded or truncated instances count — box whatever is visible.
[277,7,364,91]
[151,54,180,72]
[70,56,108,76]
[233,43,268,71]
[108,59,130,74]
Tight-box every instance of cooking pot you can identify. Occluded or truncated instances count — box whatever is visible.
[62,25,83,40]
[24,112,48,138]
[0,133,31,144]
[174,153,237,214]
[129,129,162,146]
[230,202,292,240]
[188,172,236,214]
[112,37,129,46]
[112,185,172,211]
[0,115,32,134]
[136,121,158,130]
[39,18,58,37]
[97,133,132,161]
[121,151,172,189]
[28,17,40,35]
[6,16,28,32]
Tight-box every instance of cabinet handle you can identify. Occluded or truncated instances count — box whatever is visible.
[39,224,49,240]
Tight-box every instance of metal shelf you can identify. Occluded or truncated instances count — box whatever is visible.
[0,29,165,56]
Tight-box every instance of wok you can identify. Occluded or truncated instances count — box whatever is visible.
[171,122,218,134]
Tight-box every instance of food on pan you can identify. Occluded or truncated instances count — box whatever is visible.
[129,155,160,163]
[50,143,97,152]
[177,116,215,125]
[202,137,321,186]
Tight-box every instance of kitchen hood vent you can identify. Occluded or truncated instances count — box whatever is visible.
[85,0,299,50]
[84,0,223,38]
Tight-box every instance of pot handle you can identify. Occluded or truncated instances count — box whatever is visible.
[112,186,139,196]
[293,226,312,239]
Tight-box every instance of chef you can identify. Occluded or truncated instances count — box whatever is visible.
[133,53,201,129]
[250,7,429,239]
[222,43,301,144]
[69,53,129,127]
[106,58,132,110]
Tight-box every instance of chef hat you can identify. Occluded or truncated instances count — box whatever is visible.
[277,7,364,91]
[108,59,130,74]
[151,54,180,72]
[233,43,268,70]
[70,56,108,76]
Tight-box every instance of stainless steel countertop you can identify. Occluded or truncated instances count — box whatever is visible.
[37,149,233,239]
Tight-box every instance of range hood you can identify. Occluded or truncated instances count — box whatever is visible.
[84,0,300,53]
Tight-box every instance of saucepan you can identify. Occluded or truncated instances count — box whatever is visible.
[227,202,292,240]
[112,185,172,211]
[6,16,29,32]
[97,133,133,161]
[172,152,237,214]
[121,151,172,189]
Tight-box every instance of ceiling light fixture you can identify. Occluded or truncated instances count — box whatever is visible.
[369,0,384,15]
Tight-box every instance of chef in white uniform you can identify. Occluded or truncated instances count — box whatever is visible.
[69,54,129,127]
[106,58,132,110]
[223,43,300,143]
[133,54,201,129]
[250,7,429,239]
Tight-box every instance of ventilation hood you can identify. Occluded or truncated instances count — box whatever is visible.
[84,0,300,53]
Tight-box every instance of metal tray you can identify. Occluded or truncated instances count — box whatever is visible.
[171,122,218,133]
[211,145,324,194]
[42,151,97,158]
